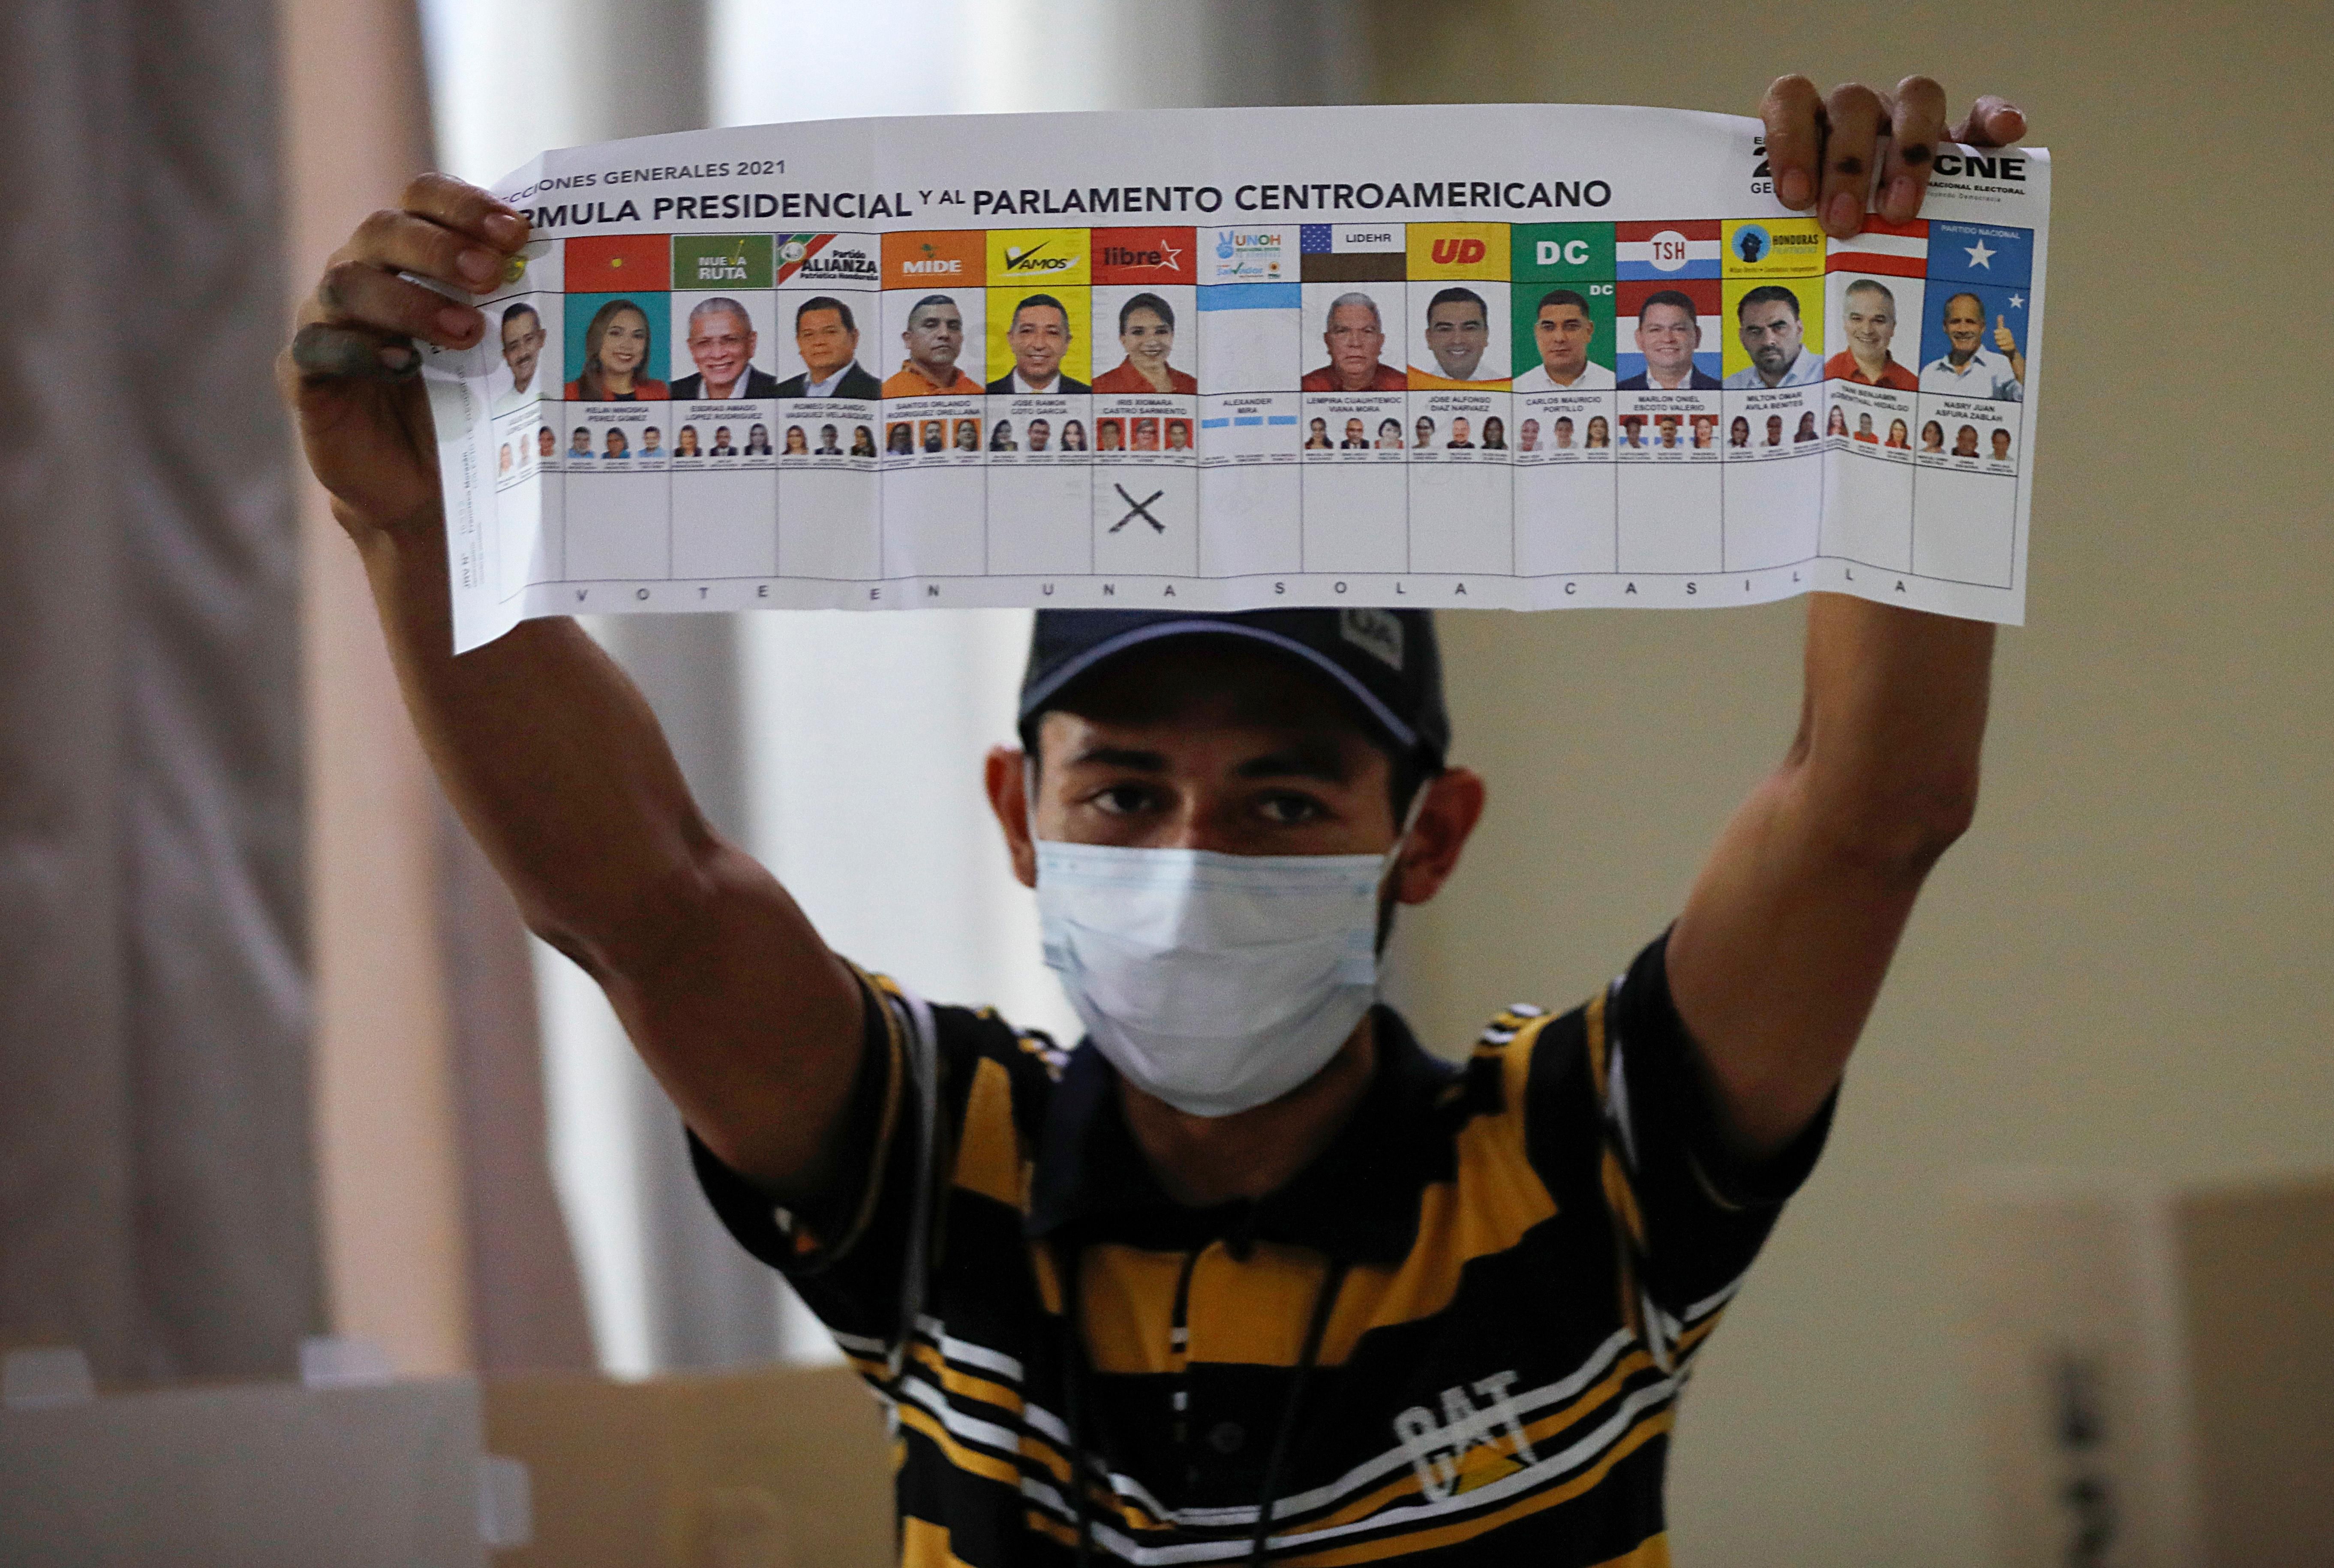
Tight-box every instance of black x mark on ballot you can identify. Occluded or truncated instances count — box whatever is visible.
[1111,484,1165,534]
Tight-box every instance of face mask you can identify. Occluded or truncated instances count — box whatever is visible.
[1033,811,1414,1117]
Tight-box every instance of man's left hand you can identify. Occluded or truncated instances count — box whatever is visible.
[1758,75,2027,237]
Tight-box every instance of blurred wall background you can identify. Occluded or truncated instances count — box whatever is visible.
[1355,4,2334,1564]
[3,2,2325,1564]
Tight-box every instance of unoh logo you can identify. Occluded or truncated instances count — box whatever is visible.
[1431,236,1487,266]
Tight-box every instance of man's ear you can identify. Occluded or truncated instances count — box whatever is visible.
[1393,766,1487,906]
[984,745,1038,889]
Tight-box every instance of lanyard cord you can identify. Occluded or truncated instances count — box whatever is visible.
[1248,1258,1350,1564]
[1052,1238,1095,1568]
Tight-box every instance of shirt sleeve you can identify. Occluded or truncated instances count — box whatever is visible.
[1523,929,1835,1370]
[687,964,932,1362]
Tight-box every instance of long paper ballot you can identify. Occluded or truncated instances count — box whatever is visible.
[425,103,2050,652]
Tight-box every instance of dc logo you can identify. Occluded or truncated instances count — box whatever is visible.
[1732,224,1771,264]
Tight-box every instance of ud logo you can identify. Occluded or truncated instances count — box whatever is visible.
[1393,1371,1538,1501]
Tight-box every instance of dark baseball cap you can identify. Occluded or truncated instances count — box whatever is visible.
[1018,608,1449,766]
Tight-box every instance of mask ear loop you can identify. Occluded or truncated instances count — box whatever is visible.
[1380,770,1435,886]
[1021,754,1045,856]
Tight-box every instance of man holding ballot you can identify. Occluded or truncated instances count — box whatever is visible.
[282,75,2025,1568]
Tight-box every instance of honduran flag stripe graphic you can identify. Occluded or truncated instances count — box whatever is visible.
[1615,219,1721,279]
[1827,216,1928,276]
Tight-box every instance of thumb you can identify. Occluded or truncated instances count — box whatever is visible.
[1997,315,2007,329]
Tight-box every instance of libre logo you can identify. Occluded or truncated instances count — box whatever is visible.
[1099,241,1183,270]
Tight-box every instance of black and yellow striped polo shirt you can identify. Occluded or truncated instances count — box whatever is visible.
[692,931,1832,1565]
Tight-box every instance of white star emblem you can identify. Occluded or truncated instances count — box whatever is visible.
[1964,239,1996,269]
[1159,240,1184,270]
[2009,293,2025,309]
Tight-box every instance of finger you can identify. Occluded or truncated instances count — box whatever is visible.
[338,206,507,296]
[1817,82,1886,237]
[1759,74,1825,211]
[400,170,529,253]
[1950,95,2028,148]
[315,258,484,348]
[289,321,422,383]
[1877,75,1950,223]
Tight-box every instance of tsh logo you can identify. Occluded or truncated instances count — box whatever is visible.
[1431,236,1486,266]
[1393,1371,1538,1500]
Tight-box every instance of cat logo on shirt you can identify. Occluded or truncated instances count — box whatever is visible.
[1393,1371,1538,1500]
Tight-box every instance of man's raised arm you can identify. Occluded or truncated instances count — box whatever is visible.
[1664,79,2025,1158]
[276,174,863,1194]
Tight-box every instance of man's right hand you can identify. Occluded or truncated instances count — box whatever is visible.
[276,174,529,534]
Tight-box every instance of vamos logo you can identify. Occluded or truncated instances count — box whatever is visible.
[1002,239,1074,273]
[985,229,1091,286]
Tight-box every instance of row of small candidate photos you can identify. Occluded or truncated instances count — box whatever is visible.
[487,381,2019,485]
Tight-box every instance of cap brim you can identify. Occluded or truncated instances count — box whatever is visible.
[1018,619,1420,754]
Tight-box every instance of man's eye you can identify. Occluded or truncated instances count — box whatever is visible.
[1090,784,1156,815]
[1257,794,1327,825]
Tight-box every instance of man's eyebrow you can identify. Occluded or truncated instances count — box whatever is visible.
[1066,745,1170,772]
[1233,741,1354,784]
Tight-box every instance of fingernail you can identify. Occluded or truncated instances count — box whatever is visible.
[1826,192,1860,233]
[1780,168,1813,207]
[485,211,526,247]
[458,247,497,285]
[1885,176,1916,218]
[378,344,416,372]
[438,305,475,339]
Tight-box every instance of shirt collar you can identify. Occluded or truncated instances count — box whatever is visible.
[1024,1008,1467,1267]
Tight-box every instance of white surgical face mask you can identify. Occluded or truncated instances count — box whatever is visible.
[1032,797,1417,1117]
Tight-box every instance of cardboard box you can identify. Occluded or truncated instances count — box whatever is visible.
[1956,1171,2334,1567]
[0,1355,894,1567]
[0,1376,488,1567]
[481,1363,895,1568]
